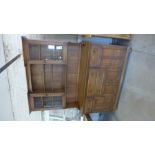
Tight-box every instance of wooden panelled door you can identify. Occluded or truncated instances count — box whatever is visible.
[79,43,129,114]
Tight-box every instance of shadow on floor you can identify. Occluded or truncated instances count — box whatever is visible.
[90,112,116,121]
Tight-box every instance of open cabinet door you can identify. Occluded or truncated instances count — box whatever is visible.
[78,42,130,114]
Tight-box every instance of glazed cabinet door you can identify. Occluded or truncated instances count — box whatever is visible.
[22,37,67,111]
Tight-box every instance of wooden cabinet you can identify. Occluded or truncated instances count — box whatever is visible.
[22,38,129,114]
[22,38,81,111]
[78,42,129,114]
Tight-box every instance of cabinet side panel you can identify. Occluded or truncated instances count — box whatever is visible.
[66,43,81,107]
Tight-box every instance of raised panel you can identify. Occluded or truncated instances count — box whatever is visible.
[89,45,102,67]
[87,69,97,96]
[103,49,114,57]
[113,50,124,57]
[95,69,105,95]
[101,59,112,68]
[93,95,115,112]
[111,59,123,68]
[105,70,121,82]
[101,59,123,69]
[103,49,124,59]
[101,84,119,95]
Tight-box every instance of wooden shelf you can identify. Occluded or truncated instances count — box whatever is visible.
[29,92,65,97]
[28,60,66,65]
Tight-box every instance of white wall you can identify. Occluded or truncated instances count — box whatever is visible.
[1,35,42,120]
[0,35,14,120]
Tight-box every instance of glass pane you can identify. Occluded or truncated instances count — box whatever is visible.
[41,45,51,60]
[43,97,52,108]
[29,45,40,60]
[34,97,43,109]
[53,96,62,108]
[34,96,63,109]
[48,45,55,50]
[53,45,63,60]
[56,46,63,50]
[40,44,63,61]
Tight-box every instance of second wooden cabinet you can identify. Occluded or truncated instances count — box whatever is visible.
[78,42,129,114]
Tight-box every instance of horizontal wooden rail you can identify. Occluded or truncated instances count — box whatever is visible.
[29,92,65,97]
[28,60,66,65]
